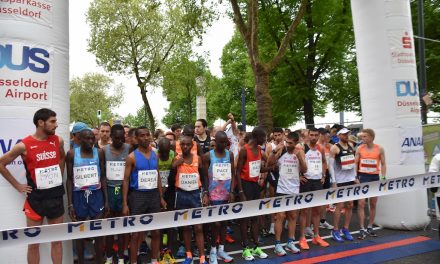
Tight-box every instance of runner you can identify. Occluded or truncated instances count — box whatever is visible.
[236,127,269,261]
[0,108,65,264]
[92,127,100,143]
[71,121,88,149]
[97,121,111,148]
[194,119,211,154]
[267,131,306,256]
[66,127,108,264]
[104,124,130,264]
[171,124,182,140]
[122,126,166,264]
[202,131,235,264]
[329,127,357,243]
[172,135,209,264]
[356,128,386,239]
[298,127,329,249]
[318,128,334,228]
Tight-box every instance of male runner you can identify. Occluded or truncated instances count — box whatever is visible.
[267,132,306,256]
[318,128,334,228]
[202,132,234,264]
[356,128,386,239]
[104,124,130,264]
[71,122,88,149]
[236,127,269,261]
[298,127,329,249]
[0,108,65,264]
[172,136,209,264]
[194,119,211,154]
[122,127,166,264]
[66,127,108,264]
[171,124,182,139]
[329,127,357,243]
[97,121,111,148]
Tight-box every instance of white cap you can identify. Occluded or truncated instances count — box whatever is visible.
[337,127,350,135]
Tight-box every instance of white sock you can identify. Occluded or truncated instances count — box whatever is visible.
[218,244,224,252]
[270,223,275,230]
[211,246,217,253]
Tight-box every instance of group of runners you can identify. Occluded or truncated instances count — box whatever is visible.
[0,109,389,264]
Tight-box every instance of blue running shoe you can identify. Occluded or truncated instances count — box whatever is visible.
[340,228,353,241]
[182,257,193,264]
[176,245,186,258]
[331,229,344,243]
[226,226,233,234]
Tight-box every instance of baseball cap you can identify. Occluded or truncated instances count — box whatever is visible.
[337,127,350,135]
[72,122,90,134]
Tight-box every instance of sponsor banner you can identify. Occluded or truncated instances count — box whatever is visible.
[1,172,440,247]
[400,127,424,165]
[0,40,52,107]
[384,0,410,18]
[394,79,420,117]
[0,0,53,27]
[388,29,416,68]
[0,118,34,186]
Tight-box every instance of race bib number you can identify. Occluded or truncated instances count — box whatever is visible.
[106,161,125,181]
[178,173,200,191]
[35,164,62,189]
[359,159,378,173]
[249,160,261,178]
[74,165,99,188]
[138,170,158,190]
[213,163,231,181]
[307,159,322,175]
[280,163,299,179]
[159,170,170,187]
[341,155,355,170]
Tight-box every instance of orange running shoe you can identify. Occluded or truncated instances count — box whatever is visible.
[298,238,309,250]
[225,234,235,244]
[312,236,329,247]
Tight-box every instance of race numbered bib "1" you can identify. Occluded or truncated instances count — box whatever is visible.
[74,165,99,188]
[213,163,231,181]
[341,155,355,170]
[360,159,378,173]
[138,170,158,190]
[35,164,62,189]
[159,170,170,187]
[280,163,299,179]
[249,160,261,178]
[106,161,125,181]
[178,173,199,191]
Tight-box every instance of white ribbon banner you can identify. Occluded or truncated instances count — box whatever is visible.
[1,172,439,247]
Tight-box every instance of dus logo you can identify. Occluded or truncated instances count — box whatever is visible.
[0,44,50,73]
[396,80,418,97]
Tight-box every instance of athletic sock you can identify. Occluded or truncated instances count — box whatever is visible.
[287,238,294,243]
[186,251,192,258]
[210,246,217,253]
[275,240,281,245]
[199,255,206,262]
[218,244,224,252]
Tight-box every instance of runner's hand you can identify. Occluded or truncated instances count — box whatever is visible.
[300,176,308,184]
[320,177,325,184]
[354,179,360,184]
[68,206,77,221]
[332,183,337,189]
[239,192,246,202]
[160,198,167,210]
[16,184,32,194]
[122,204,129,216]
[229,193,235,203]
[202,194,210,206]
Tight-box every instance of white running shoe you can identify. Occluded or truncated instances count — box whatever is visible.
[285,241,300,254]
[319,221,334,230]
[305,227,314,237]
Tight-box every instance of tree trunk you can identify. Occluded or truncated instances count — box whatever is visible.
[420,100,428,124]
[139,84,156,131]
[303,97,315,129]
[254,63,273,133]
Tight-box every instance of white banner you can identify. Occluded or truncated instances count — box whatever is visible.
[388,29,416,68]
[1,172,439,248]
[0,0,53,27]
[400,127,424,165]
[394,79,420,117]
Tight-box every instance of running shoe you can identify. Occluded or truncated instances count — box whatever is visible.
[139,241,148,255]
[209,251,218,264]
[192,247,199,257]
[225,234,235,244]
[357,229,367,240]
[298,238,309,250]
[251,247,268,259]
[340,228,354,241]
[367,227,377,237]
[319,221,334,230]
[261,228,270,237]
[268,226,275,235]
[176,245,186,258]
[160,248,176,264]
[217,250,233,263]
[304,227,314,237]
[242,248,254,261]
[226,226,233,234]
[182,257,193,264]
[312,236,329,247]
[162,233,168,247]
[285,241,300,253]
[117,258,124,264]
[104,257,113,264]
[331,230,344,243]
[274,243,286,256]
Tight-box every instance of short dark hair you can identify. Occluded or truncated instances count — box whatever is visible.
[123,125,130,129]
[286,132,299,141]
[309,127,319,133]
[154,129,164,139]
[318,127,329,135]
[196,119,208,128]
[100,121,111,129]
[128,128,137,137]
[135,126,150,136]
[171,123,182,132]
[111,124,124,136]
[33,108,56,127]
[183,124,195,136]
[252,126,266,139]
[273,127,284,133]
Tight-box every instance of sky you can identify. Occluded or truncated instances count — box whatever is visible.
[69,1,358,130]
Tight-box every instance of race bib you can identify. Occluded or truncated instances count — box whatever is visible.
[307,159,322,176]
[35,164,62,189]
[106,161,125,181]
[249,160,261,178]
[159,170,170,187]
[213,163,231,181]
[74,165,99,188]
[359,159,378,173]
[178,173,200,191]
[138,170,158,190]
[280,163,299,179]
[341,155,355,170]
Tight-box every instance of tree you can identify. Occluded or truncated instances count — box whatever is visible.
[70,73,123,127]
[228,0,308,132]
[87,0,214,131]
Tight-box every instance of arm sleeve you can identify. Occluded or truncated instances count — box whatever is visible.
[329,157,336,184]
[428,154,440,172]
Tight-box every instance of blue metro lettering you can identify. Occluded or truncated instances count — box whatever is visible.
[423,175,440,185]
[192,209,202,219]
[23,227,40,238]
[219,205,229,215]
[231,203,243,213]
[123,216,135,227]
[206,206,216,217]
[90,220,102,231]
[174,210,188,221]
[259,199,271,210]
[2,230,18,240]
[67,223,83,233]
[139,215,153,225]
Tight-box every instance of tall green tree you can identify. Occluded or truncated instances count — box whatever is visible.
[70,73,123,127]
[87,0,214,131]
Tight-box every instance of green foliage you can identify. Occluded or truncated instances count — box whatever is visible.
[70,73,123,127]
[123,107,158,129]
